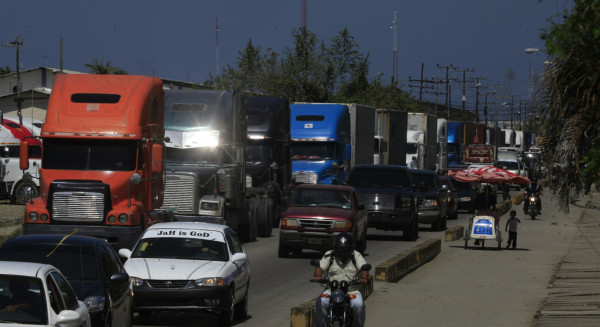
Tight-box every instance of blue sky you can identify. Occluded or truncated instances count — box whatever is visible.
[1,0,567,110]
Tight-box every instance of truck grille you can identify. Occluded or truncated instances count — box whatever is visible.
[357,194,396,211]
[298,219,334,229]
[162,174,196,214]
[147,280,191,289]
[293,171,317,184]
[52,192,104,221]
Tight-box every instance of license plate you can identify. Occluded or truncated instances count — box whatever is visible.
[308,238,321,245]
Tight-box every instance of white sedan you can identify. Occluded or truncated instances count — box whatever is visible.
[119,222,250,326]
[0,261,91,327]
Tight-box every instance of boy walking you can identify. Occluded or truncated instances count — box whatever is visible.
[505,210,521,249]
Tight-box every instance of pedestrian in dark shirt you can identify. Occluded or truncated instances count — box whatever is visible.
[505,210,521,249]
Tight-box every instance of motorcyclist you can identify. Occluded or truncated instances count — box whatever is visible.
[312,232,369,327]
[524,178,543,214]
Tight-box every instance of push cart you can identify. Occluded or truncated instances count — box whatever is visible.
[464,214,502,250]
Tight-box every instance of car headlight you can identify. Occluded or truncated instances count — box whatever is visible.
[400,197,411,208]
[195,277,225,287]
[83,295,105,313]
[246,175,252,188]
[460,197,472,202]
[131,277,144,287]
[422,199,439,207]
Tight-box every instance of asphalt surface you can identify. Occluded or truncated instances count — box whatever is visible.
[363,188,600,326]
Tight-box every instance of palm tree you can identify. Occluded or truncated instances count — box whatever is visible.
[537,0,600,211]
[85,58,128,75]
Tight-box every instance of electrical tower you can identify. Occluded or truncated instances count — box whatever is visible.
[391,9,398,86]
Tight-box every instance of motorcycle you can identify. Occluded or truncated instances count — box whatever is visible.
[310,259,371,327]
[525,191,540,219]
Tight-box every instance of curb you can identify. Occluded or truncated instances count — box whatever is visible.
[445,225,463,241]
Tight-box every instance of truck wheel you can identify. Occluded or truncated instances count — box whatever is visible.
[12,181,39,205]
[239,200,258,242]
[403,218,418,241]
[257,198,273,237]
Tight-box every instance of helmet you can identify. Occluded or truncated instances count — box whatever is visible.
[333,232,353,259]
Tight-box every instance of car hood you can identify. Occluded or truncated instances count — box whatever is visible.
[351,185,412,196]
[124,258,228,280]
[416,190,441,199]
[67,279,104,301]
[284,206,355,220]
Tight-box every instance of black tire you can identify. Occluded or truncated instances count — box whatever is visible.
[234,286,249,321]
[432,217,442,232]
[257,198,273,237]
[240,200,258,242]
[278,239,292,258]
[356,235,367,254]
[134,311,152,325]
[403,217,418,241]
[332,320,342,327]
[218,288,235,326]
[481,240,485,248]
[464,239,468,249]
[12,181,39,205]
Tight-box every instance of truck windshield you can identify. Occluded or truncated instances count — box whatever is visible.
[348,168,410,187]
[291,142,335,160]
[42,139,137,171]
[166,147,220,165]
[497,160,519,170]
[247,143,273,162]
[406,143,417,155]
[291,188,352,209]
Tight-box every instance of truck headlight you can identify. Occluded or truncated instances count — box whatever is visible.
[201,202,220,211]
[28,212,39,222]
[246,175,252,188]
[281,218,298,227]
[118,214,129,224]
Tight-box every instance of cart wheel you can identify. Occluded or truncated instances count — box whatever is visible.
[464,239,468,249]
[497,241,501,250]
[481,240,485,248]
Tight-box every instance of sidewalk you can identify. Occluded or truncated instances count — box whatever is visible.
[364,188,596,326]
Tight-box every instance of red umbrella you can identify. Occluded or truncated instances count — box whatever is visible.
[448,165,530,185]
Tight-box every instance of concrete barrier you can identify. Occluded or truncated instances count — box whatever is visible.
[445,225,463,241]
[374,238,441,283]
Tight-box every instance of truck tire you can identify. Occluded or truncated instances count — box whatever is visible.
[257,198,273,237]
[403,217,418,241]
[239,200,258,243]
[12,181,39,205]
[278,239,292,258]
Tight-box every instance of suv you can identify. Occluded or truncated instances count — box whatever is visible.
[411,169,448,231]
[278,184,367,257]
[347,165,419,241]
[0,234,133,327]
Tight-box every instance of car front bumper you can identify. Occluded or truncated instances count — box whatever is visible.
[417,208,442,224]
[133,284,232,312]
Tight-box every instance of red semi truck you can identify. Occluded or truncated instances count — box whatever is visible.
[20,74,171,249]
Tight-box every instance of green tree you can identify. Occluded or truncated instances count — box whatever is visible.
[0,66,11,76]
[537,0,600,210]
[85,58,128,75]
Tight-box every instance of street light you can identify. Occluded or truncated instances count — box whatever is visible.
[524,48,546,105]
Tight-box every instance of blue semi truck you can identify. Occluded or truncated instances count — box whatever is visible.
[290,103,374,184]
[447,121,464,166]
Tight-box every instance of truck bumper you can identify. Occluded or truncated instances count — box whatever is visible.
[366,211,412,230]
[22,223,143,250]
[279,229,341,252]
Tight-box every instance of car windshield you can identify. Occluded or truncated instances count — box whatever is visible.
[0,243,97,281]
[413,173,438,190]
[291,188,352,209]
[348,168,410,188]
[132,238,229,261]
[0,275,47,325]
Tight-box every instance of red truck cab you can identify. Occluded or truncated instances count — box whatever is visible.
[278,184,366,258]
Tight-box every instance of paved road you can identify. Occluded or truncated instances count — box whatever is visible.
[365,190,596,327]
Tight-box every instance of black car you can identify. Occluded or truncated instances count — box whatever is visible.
[411,169,448,231]
[0,234,133,327]
[451,177,476,213]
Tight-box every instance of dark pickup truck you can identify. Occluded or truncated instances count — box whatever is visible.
[347,165,419,241]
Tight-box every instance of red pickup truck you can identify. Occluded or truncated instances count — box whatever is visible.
[278,184,367,258]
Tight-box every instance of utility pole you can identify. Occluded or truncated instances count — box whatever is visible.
[301,0,307,28]
[458,68,475,123]
[215,16,220,74]
[436,64,457,119]
[391,9,398,86]
[1,36,24,123]
[469,77,486,123]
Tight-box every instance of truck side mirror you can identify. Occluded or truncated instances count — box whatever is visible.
[20,141,29,171]
[152,144,163,174]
